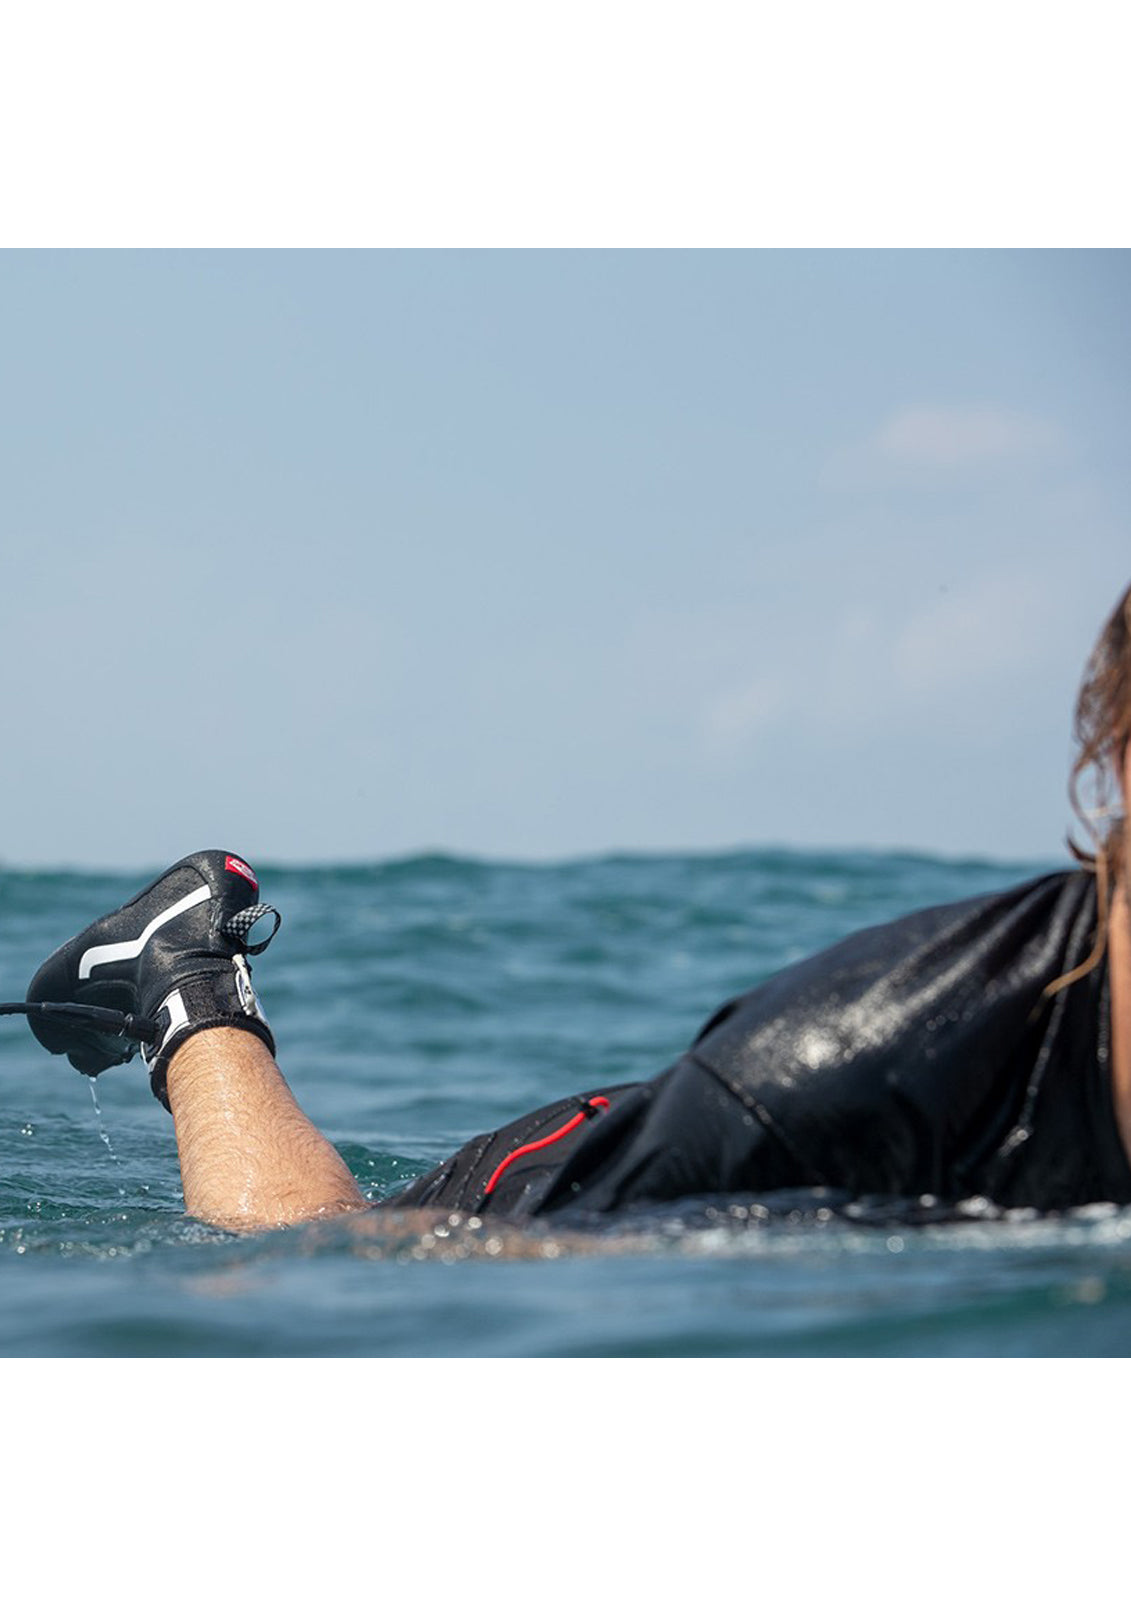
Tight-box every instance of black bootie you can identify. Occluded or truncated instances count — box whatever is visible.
[25,850,281,1108]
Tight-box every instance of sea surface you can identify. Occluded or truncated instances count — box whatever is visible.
[2,846,1130,1358]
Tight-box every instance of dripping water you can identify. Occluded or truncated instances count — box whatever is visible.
[88,1079,127,1196]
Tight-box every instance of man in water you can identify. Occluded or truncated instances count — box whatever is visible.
[19,585,1131,1232]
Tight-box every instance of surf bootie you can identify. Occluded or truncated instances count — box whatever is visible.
[25,850,281,1110]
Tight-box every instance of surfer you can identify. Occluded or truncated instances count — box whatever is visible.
[15,582,1131,1231]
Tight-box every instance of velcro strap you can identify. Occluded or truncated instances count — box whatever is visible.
[144,958,275,1111]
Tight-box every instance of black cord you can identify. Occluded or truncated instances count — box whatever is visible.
[0,1001,158,1044]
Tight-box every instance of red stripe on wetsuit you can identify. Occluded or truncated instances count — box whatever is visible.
[482,1096,610,1198]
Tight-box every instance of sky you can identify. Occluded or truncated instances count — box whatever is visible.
[2,248,1129,870]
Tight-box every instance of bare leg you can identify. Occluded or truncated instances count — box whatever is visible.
[165,1028,369,1230]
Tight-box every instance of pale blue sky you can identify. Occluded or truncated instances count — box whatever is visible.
[2,249,1128,869]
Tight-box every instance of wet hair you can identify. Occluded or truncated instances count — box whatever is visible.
[1045,581,1131,998]
[1069,580,1131,888]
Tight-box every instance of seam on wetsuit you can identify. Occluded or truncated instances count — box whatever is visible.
[407,1133,497,1211]
[688,1051,831,1187]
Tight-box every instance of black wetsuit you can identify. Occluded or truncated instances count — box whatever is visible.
[383,870,1131,1219]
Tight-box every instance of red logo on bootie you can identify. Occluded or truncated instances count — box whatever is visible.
[225,855,259,890]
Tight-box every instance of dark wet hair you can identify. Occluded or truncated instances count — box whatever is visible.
[1045,581,1131,998]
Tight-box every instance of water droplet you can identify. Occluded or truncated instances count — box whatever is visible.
[88,1080,127,1194]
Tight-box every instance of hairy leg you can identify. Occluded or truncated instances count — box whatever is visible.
[165,1028,369,1230]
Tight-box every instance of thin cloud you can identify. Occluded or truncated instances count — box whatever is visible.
[890,573,1052,700]
[703,674,788,750]
[824,403,1069,489]
[875,405,1064,467]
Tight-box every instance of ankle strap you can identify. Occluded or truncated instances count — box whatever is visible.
[144,957,276,1110]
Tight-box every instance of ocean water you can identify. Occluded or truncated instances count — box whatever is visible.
[2,846,1130,1358]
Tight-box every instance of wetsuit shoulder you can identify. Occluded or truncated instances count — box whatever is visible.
[688,870,1103,1200]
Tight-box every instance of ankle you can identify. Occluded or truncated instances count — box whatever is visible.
[166,1028,291,1116]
